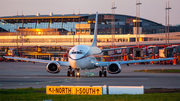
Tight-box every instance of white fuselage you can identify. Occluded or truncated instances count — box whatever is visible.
[68,45,101,70]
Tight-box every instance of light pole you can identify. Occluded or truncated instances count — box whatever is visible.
[136,0,142,48]
[111,2,117,48]
[165,2,167,45]
[78,9,80,45]
[21,19,24,56]
[73,9,75,46]
[16,19,19,56]
[165,1,171,46]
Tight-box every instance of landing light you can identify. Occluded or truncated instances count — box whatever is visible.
[77,72,80,76]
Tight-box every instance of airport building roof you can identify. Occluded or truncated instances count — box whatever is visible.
[1,13,180,34]
[0,13,162,26]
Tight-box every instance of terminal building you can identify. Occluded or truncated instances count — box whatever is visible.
[1,13,180,34]
[0,13,180,47]
[0,13,180,61]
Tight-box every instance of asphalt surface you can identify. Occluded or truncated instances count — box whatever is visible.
[0,62,180,89]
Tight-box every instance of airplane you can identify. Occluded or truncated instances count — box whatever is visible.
[4,12,174,77]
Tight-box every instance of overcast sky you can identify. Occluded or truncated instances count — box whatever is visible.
[0,0,180,25]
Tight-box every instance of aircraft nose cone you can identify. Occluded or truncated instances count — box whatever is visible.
[71,60,80,68]
[71,54,83,60]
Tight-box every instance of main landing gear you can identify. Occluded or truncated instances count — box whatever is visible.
[67,66,80,77]
[99,66,107,77]
[67,66,75,77]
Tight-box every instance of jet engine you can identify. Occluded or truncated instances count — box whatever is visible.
[107,62,121,74]
[46,61,61,73]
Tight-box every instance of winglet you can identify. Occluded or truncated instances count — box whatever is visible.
[91,12,98,47]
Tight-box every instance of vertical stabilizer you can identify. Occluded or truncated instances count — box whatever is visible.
[91,12,98,47]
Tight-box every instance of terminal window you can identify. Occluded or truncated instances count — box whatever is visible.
[76,30,80,33]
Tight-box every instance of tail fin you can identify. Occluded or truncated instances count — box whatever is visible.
[91,12,98,47]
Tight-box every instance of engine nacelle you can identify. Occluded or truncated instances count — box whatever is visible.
[107,62,121,74]
[46,61,61,73]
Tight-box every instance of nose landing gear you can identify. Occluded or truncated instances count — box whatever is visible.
[76,68,80,77]
[99,66,107,77]
[67,66,80,77]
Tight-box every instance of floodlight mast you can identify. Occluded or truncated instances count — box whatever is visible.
[136,0,142,48]
[111,2,117,48]
[165,1,171,46]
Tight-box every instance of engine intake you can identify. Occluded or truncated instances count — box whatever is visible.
[107,62,121,74]
[46,61,61,73]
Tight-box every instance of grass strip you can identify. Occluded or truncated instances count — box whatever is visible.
[0,87,180,101]
[134,69,180,73]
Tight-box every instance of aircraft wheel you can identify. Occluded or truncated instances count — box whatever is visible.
[72,71,75,77]
[104,71,107,77]
[67,71,70,77]
[99,71,102,77]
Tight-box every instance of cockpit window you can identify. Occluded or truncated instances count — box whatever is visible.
[77,52,82,54]
[71,51,84,54]
[71,52,76,54]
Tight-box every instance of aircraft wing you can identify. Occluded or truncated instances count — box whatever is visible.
[3,56,70,66]
[118,58,174,64]
[94,58,174,67]
[101,48,125,52]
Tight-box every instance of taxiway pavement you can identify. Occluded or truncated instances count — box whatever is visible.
[0,62,180,89]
